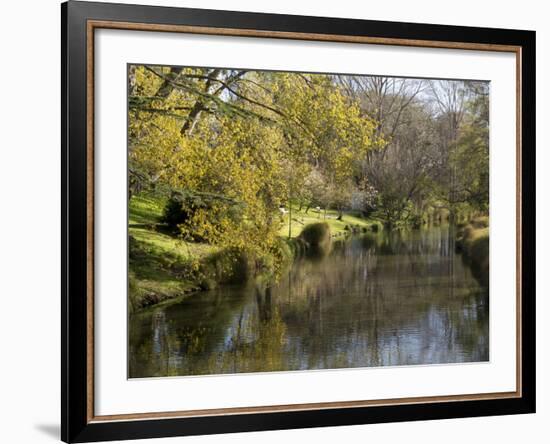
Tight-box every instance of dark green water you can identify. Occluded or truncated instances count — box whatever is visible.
[129,225,488,378]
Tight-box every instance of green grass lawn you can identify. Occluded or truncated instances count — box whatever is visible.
[129,194,216,259]
[129,193,165,225]
[277,204,381,238]
[129,194,219,311]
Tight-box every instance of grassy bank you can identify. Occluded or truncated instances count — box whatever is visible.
[129,194,219,312]
[456,216,489,287]
[129,195,380,312]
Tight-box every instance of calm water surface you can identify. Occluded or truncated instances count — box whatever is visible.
[129,225,488,378]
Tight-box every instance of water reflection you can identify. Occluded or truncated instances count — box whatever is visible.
[129,225,488,378]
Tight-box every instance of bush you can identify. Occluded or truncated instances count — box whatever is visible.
[161,194,198,233]
[457,221,489,288]
[299,223,331,247]
[410,214,423,229]
[299,223,332,258]
[199,248,253,288]
[286,237,308,258]
[471,216,489,229]
[161,191,243,240]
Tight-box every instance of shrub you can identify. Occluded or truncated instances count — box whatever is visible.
[299,223,331,247]
[199,248,253,288]
[410,214,423,229]
[286,237,308,258]
[299,223,332,258]
[471,216,489,229]
[457,222,489,288]
[161,191,243,240]
[161,194,197,233]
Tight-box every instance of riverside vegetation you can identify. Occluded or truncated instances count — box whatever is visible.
[129,192,486,312]
[456,216,490,287]
[129,193,383,312]
[128,66,490,373]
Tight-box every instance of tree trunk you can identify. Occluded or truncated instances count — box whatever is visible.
[128,65,137,96]
[288,201,292,239]
[155,67,184,98]
[180,69,222,135]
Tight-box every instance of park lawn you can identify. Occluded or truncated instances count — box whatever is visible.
[130,196,379,257]
[277,204,381,238]
[128,193,165,226]
[129,194,216,258]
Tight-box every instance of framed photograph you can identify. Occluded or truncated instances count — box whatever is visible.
[62,1,535,442]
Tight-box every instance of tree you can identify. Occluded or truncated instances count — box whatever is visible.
[429,80,489,216]
[336,77,489,227]
[128,65,382,272]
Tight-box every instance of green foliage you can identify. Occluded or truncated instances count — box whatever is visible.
[161,196,190,232]
[456,219,489,287]
[128,65,491,309]
[161,191,244,240]
[198,248,254,290]
[286,237,309,258]
[299,223,331,247]
[470,216,489,229]
[129,65,383,275]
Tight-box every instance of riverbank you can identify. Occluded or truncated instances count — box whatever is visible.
[130,223,488,377]
[129,193,381,312]
[456,216,489,287]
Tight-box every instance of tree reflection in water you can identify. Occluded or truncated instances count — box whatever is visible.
[129,225,488,378]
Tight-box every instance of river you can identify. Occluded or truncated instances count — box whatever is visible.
[129,225,488,378]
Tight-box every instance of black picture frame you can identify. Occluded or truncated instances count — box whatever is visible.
[62,1,536,442]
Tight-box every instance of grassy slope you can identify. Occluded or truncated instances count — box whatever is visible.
[129,195,380,311]
[129,195,214,257]
[129,195,216,311]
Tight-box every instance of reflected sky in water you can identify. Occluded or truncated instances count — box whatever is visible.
[129,225,488,378]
